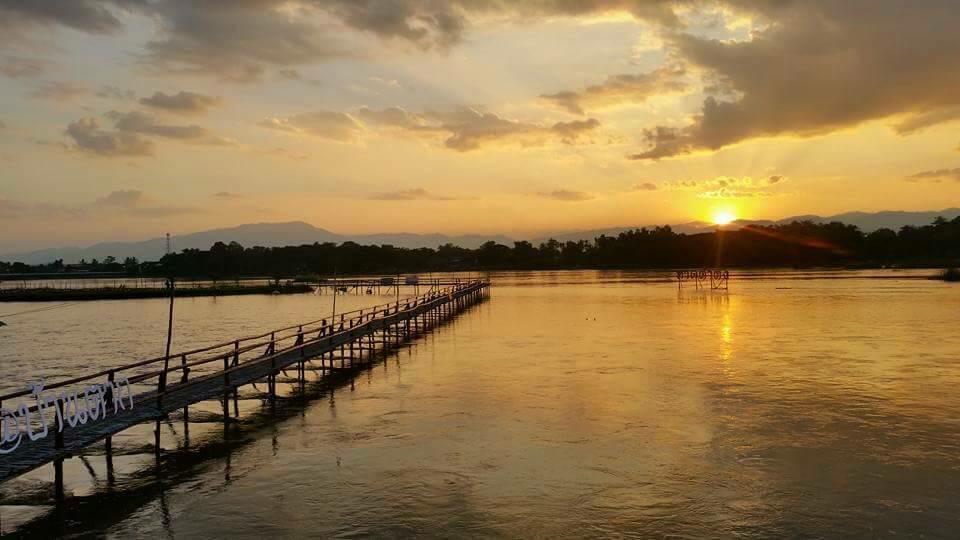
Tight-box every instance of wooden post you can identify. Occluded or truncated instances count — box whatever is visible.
[222,354,230,422]
[180,353,189,383]
[54,459,64,502]
[161,278,175,398]
[154,420,161,456]
[106,435,115,485]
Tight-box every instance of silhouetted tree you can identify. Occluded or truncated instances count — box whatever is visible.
[3,217,960,277]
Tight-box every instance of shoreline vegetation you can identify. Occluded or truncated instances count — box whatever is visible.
[0,283,314,302]
[2,217,958,282]
[941,268,960,282]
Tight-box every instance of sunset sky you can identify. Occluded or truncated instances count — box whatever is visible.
[1,1,959,253]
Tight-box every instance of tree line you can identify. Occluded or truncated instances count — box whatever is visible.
[2,217,958,278]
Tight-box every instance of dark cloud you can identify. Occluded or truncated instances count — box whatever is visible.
[18,0,956,160]
[892,107,960,135]
[0,0,134,35]
[632,0,960,159]
[65,118,154,157]
[265,106,600,150]
[906,168,960,183]
[140,1,683,80]
[320,0,683,47]
[633,182,657,191]
[442,109,565,151]
[0,1,684,79]
[140,1,347,82]
[2,1,684,50]
[548,118,602,146]
[96,85,135,100]
[542,66,686,115]
[214,191,242,199]
[139,90,222,115]
[0,56,47,79]
[320,0,466,49]
[29,81,88,102]
[368,188,464,201]
[66,111,232,156]
[361,107,601,151]
[106,110,233,145]
[538,190,595,202]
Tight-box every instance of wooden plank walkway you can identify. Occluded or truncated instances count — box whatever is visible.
[0,280,489,484]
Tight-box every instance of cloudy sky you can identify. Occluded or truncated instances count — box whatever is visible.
[1,0,959,252]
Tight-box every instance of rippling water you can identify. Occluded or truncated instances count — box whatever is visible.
[2,270,959,538]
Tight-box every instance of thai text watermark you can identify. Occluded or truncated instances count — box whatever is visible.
[0,379,134,455]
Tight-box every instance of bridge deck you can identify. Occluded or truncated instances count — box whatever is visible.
[0,281,488,483]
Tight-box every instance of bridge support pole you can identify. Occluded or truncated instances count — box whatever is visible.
[54,459,64,502]
[104,435,114,485]
[182,407,191,449]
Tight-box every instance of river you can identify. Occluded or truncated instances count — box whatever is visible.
[1,270,958,537]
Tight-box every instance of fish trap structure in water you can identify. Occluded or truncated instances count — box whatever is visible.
[676,269,730,290]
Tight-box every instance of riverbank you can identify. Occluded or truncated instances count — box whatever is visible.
[0,283,314,302]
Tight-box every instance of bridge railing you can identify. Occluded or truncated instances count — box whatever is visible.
[0,281,485,418]
[135,280,486,407]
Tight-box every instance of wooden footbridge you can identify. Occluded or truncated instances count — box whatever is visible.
[0,280,489,494]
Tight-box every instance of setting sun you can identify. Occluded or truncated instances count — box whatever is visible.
[712,211,737,226]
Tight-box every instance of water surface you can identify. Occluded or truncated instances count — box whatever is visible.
[1,270,958,538]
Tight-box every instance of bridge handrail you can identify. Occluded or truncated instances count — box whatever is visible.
[132,281,484,404]
[0,281,483,403]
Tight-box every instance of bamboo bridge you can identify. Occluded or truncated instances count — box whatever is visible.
[0,280,489,495]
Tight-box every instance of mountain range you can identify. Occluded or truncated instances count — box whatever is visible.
[533,208,960,244]
[4,208,958,265]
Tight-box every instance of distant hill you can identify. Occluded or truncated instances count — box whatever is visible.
[778,209,960,231]
[2,222,514,265]
[4,208,957,265]
[531,208,960,244]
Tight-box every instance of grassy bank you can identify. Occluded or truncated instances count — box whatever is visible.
[0,283,314,302]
